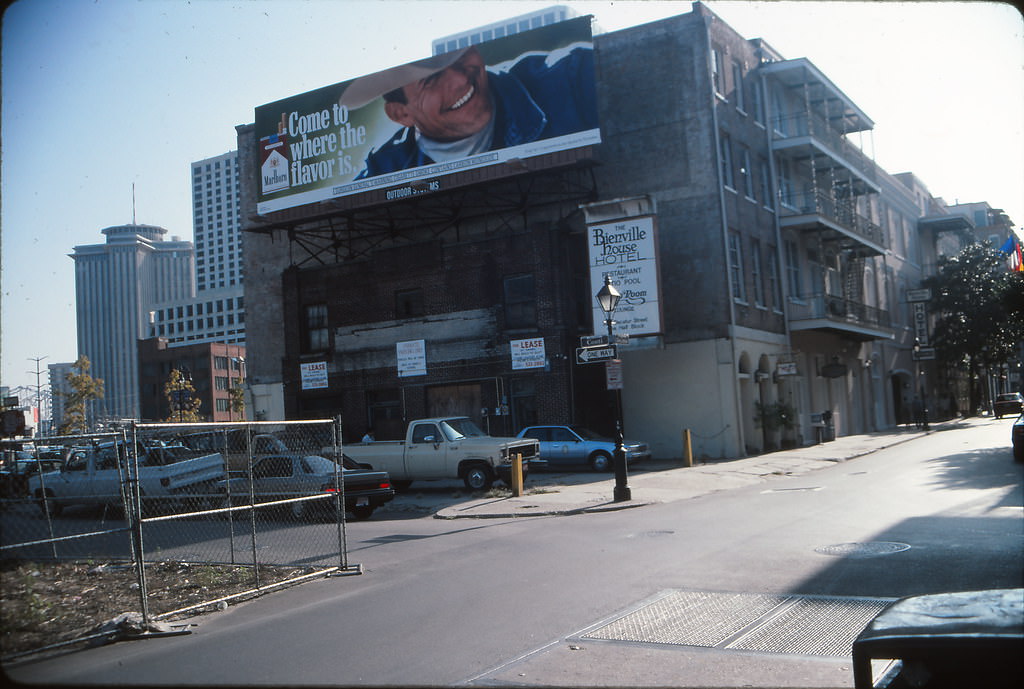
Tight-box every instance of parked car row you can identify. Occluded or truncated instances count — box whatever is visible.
[516,425,651,472]
[4,419,653,520]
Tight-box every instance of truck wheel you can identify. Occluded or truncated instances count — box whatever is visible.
[589,451,613,472]
[463,465,494,491]
[36,490,62,518]
[350,505,374,520]
[290,500,307,520]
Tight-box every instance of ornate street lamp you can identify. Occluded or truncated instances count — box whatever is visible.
[596,276,631,502]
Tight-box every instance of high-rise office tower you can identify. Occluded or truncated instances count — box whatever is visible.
[71,224,195,421]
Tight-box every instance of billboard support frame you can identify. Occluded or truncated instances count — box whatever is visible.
[245,160,599,267]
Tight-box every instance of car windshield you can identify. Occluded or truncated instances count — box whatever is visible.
[570,427,608,441]
[301,455,338,474]
[997,393,1021,401]
[440,418,487,441]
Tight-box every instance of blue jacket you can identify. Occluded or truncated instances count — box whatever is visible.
[357,47,598,179]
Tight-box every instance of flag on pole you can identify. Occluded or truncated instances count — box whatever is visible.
[997,235,1024,272]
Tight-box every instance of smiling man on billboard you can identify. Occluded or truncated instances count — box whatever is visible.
[339,42,598,178]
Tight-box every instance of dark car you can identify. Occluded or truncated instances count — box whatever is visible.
[994,392,1023,419]
[1012,414,1024,463]
[220,452,394,520]
[516,425,651,471]
[0,453,63,500]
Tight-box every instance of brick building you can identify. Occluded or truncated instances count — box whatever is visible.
[138,339,247,423]
[236,2,996,456]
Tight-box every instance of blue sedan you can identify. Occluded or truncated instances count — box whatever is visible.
[516,425,651,471]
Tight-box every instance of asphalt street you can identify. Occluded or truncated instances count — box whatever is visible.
[4,416,1021,688]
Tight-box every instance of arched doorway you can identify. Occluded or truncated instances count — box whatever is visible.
[890,371,911,426]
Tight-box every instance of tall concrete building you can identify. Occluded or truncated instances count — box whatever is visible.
[47,361,74,433]
[71,224,194,421]
[193,150,244,294]
[148,150,246,347]
[432,5,579,55]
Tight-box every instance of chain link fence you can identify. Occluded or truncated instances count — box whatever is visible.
[1,419,371,660]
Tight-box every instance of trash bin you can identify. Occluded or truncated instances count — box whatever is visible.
[851,589,1023,688]
[821,410,835,442]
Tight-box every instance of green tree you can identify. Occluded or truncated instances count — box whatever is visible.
[923,243,1024,414]
[229,378,246,420]
[163,369,203,423]
[59,355,104,435]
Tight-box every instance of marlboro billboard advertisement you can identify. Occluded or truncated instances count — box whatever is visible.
[254,16,600,215]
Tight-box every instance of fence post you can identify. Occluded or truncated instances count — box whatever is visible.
[244,422,260,589]
[683,429,693,467]
[127,423,150,624]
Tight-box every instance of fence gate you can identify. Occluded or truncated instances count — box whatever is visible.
[1,418,359,661]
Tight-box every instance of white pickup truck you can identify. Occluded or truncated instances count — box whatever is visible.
[30,440,225,516]
[343,417,539,491]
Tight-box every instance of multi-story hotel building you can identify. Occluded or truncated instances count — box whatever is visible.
[236,2,1012,456]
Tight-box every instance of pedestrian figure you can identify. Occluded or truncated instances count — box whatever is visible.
[911,396,924,429]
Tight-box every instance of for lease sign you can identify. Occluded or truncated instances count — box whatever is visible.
[510,338,546,370]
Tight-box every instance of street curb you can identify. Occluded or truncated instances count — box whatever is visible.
[433,499,654,520]
[429,421,980,520]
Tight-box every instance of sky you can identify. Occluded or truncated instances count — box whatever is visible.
[2,0,1022,399]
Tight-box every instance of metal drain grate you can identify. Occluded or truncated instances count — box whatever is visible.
[581,591,894,658]
[584,591,787,647]
[727,596,891,656]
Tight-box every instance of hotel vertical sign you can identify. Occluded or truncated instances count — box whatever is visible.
[586,215,661,337]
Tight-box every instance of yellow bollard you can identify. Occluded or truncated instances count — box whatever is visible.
[511,451,524,496]
[683,429,693,467]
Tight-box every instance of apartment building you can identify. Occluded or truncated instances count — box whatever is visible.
[236,2,1009,457]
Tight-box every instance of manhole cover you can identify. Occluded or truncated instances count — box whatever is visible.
[815,542,910,558]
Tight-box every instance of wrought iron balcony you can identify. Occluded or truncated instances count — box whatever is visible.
[779,189,886,256]
[771,111,878,190]
[787,293,893,341]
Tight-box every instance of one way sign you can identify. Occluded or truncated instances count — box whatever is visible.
[576,345,617,364]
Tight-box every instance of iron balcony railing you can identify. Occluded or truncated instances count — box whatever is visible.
[788,293,892,331]
[778,189,886,249]
[772,111,878,185]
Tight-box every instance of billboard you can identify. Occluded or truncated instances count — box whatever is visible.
[255,16,600,215]
[587,215,662,337]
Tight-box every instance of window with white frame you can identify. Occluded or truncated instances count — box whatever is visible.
[711,48,725,96]
[751,239,765,306]
[759,160,774,210]
[720,133,735,189]
[732,62,745,111]
[767,248,783,310]
[728,231,746,302]
[741,148,755,200]
[784,239,802,299]
[752,79,766,125]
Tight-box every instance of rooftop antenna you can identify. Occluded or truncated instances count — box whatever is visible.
[132,183,137,225]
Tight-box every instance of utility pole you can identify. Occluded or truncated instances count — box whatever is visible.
[28,356,47,437]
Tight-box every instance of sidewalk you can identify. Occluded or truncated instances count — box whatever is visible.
[435,417,978,520]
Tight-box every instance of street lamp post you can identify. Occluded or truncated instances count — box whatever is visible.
[596,275,631,502]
